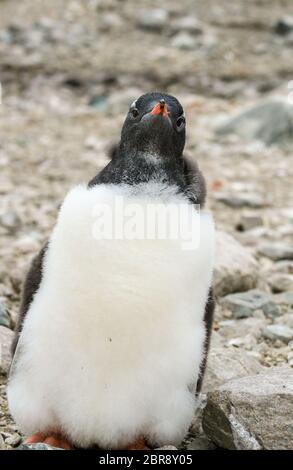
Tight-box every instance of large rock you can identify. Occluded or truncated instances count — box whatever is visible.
[203,347,262,392]
[0,325,13,374]
[203,366,293,449]
[214,231,258,297]
[216,99,293,145]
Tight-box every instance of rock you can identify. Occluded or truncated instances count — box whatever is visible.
[218,317,266,341]
[170,16,203,35]
[0,325,13,375]
[0,434,5,450]
[288,351,293,367]
[0,211,21,233]
[274,291,293,307]
[203,347,262,393]
[203,366,293,449]
[99,13,123,32]
[274,16,293,36]
[216,99,293,145]
[5,434,22,447]
[216,192,265,208]
[136,9,169,32]
[187,436,216,450]
[236,215,263,232]
[262,324,293,343]
[214,231,258,297]
[271,260,293,275]
[0,302,11,328]
[171,32,197,50]
[258,242,293,261]
[220,290,280,319]
[269,274,293,293]
[17,443,63,450]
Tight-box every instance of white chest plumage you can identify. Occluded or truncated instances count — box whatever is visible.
[8,183,214,449]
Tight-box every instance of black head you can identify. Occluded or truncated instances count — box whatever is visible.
[120,92,186,160]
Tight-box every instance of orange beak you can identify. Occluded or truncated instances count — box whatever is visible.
[150,99,169,118]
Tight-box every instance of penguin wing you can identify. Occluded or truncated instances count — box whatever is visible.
[196,287,215,394]
[11,243,48,355]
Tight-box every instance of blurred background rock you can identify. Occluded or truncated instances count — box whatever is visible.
[0,0,293,450]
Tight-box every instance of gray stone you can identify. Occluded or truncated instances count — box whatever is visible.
[272,260,293,275]
[0,325,13,375]
[0,302,10,328]
[262,324,293,343]
[187,436,216,450]
[17,443,63,450]
[0,434,5,450]
[0,211,21,233]
[274,291,293,306]
[203,347,262,393]
[258,242,293,261]
[218,317,266,341]
[214,231,258,297]
[171,17,203,35]
[171,32,197,50]
[269,274,293,293]
[5,434,22,447]
[136,9,169,32]
[216,99,293,145]
[216,193,265,209]
[220,290,280,318]
[203,366,293,449]
[236,215,263,232]
[274,16,293,36]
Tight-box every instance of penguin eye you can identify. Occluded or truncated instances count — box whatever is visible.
[176,115,186,130]
[130,107,139,118]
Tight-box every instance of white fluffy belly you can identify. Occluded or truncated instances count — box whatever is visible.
[8,184,214,448]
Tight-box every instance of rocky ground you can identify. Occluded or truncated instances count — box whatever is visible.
[0,0,293,450]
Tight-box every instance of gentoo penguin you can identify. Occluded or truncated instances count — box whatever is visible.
[8,92,215,450]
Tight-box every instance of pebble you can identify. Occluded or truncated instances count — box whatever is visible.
[0,211,21,233]
[171,32,197,50]
[136,9,169,32]
[262,324,293,343]
[170,16,203,35]
[216,99,293,145]
[274,292,293,307]
[216,192,265,208]
[0,433,5,450]
[0,302,10,328]
[220,290,280,319]
[274,16,293,36]
[269,274,293,293]
[187,436,216,450]
[236,215,263,232]
[258,242,293,261]
[5,434,22,447]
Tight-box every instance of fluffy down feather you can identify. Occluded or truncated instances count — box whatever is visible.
[8,183,214,448]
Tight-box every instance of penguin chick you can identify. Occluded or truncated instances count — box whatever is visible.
[8,92,215,450]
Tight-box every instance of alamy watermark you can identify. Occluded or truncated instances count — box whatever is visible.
[92,196,201,251]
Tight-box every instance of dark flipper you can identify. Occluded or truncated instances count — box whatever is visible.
[11,243,48,355]
[196,288,215,394]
